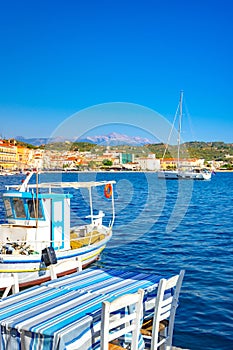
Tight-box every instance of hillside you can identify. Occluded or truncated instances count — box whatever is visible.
[146,141,233,161]
[13,139,233,161]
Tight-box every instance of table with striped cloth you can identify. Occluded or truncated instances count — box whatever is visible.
[0,268,167,350]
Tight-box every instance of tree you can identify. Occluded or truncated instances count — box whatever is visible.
[102,159,113,166]
[88,161,96,169]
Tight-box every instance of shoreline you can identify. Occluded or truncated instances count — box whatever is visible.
[1,169,232,176]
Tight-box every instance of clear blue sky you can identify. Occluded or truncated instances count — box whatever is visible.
[0,0,232,142]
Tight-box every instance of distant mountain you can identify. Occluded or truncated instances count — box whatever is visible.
[77,132,153,145]
[15,136,72,146]
[15,136,49,146]
[15,133,153,146]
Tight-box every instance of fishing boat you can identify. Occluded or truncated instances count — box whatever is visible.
[158,91,212,180]
[0,171,116,288]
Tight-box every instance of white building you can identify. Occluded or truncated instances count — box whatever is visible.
[137,154,160,171]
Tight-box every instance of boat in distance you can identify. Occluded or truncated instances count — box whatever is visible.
[0,171,115,288]
[157,91,212,181]
[158,168,212,180]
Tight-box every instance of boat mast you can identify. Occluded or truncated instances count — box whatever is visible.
[177,90,183,170]
[36,170,39,228]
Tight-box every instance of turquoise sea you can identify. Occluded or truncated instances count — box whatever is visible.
[0,171,232,350]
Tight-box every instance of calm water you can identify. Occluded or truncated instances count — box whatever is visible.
[0,172,232,350]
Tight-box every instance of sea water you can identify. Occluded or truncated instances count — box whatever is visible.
[0,171,232,350]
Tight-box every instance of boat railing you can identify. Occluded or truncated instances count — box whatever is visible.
[0,229,110,255]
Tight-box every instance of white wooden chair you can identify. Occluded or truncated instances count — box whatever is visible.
[141,270,185,350]
[49,257,82,280]
[100,289,145,350]
[1,273,19,299]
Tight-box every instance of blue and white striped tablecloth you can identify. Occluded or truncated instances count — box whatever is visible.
[0,267,168,350]
[42,267,164,295]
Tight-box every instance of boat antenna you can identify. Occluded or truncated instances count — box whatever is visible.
[177,90,183,170]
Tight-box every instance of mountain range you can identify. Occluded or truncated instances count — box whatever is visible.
[15,132,154,146]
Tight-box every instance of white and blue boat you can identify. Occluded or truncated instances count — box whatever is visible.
[0,172,115,288]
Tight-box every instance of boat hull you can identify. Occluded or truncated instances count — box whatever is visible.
[158,170,212,180]
[0,234,111,288]
[157,171,179,179]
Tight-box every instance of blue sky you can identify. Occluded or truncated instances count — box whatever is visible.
[0,0,232,142]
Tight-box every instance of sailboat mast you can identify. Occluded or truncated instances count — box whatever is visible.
[177,90,183,170]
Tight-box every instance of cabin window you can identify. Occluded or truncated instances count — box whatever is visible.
[27,199,43,219]
[12,198,26,218]
[3,198,13,218]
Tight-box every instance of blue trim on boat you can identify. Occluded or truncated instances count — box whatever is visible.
[3,192,72,200]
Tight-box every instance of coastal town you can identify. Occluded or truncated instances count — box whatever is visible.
[0,138,232,173]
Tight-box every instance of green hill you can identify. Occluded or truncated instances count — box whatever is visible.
[146,141,233,161]
[19,140,233,162]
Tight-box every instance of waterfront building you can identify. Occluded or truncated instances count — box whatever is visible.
[31,149,44,170]
[137,154,160,171]
[0,140,17,171]
[160,157,205,170]
[119,153,135,164]
[16,145,33,171]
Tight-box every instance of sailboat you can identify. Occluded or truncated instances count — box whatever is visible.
[158,91,212,180]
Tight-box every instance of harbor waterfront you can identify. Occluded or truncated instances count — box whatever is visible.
[0,172,232,350]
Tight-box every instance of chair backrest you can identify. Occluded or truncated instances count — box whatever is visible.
[100,289,145,350]
[1,273,19,299]
[150,270,185,350]
[50,257,82,280]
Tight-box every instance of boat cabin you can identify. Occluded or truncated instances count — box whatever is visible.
[1,191,72,253]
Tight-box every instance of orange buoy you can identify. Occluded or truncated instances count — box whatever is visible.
[104,184,112,199]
